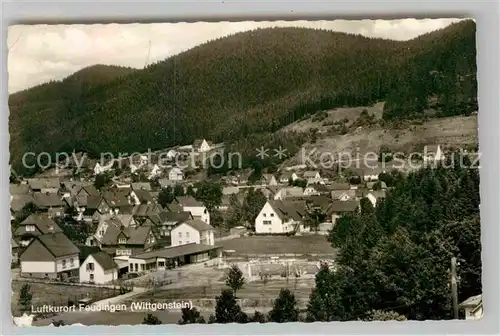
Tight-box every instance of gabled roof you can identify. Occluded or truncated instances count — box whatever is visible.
[306,184,330,193]
[89,251,118,270]
[424,144,442,153]
[10,184,32,196]
[27,178,60,190]
[327,200,360,214]
[100,218,153,246]
[267,200,307,221]
[37,232,80,257]
[19,214,62,235]
[279,171,296,180]
[193,139,207,148]
[80,185,100,197]
[329,182,351,191]
[134,189,154,203]
[277,187,304,198]
[176,196,203,208]
[181,219,214,232]
[331,189,356,200]
[159,211,193,224]
[459,294,482,308]
[102,190,130,208]
[10,195,35,212]
[33,192,63,208]
[133,203,163,217]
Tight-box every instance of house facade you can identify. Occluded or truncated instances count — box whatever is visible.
[171,220,215,247]
[168,168,184,181]
[255,200,306,234]
[176,196,210,225]
[79,252,118,284]
[193,139,212,153]
[19,232,80,280]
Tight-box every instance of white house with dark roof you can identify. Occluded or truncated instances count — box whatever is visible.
[168,167,184,181]
[79,251,118,284]
[327,200,360,226]
[171,219,215,247]
[279,172,299,184]
[303,171,321,180]
[175,196,210,225]
[255,200,307,234]
[273,187,304,200]
[193,139,212,153]
[19,232,80,280]
[261,174,278,186]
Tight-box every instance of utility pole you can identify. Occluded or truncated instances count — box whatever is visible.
[451,257,459,319]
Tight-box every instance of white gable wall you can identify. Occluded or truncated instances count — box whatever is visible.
[171,223,201,246]
[255,202,285,234]
[79,254,118,284]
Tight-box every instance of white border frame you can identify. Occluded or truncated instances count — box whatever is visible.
[2,1,499,335]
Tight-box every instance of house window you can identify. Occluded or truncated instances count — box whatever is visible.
[25,225,35,232]
[129,263,133,270]
[179,232,182,238]
[263,213,266,217]
[70,258,74,267]
[90,274,94,281]
[87,262,94,271]
[99,230,105,236]
[270,213,274,217]
[186,232,190,238]
[263,220,272,225]
[118,237,127,244]
[62,259,67,269]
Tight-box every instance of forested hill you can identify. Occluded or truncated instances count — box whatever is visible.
[9,20,476,174]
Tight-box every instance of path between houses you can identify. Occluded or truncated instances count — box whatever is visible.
[91,286,148,307]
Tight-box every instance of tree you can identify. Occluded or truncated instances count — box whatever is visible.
[178,307,206,324]
[94,173,111,190]
[241,188,267,229]
[142,313,162,325]
[195,181,223,211]
[292,179,307,188]
[250,311,266,323]
[19,284,33,308]
[158,186,174,207]
[186,185,195,196]
[13,202,39,228]
[225,264,246,296]
[174,184,185,197]
[363,310,407,321]
[56,216,90,245]
[214,289,247,323]
[268,288,300,323]
[224,194,243,229]
[303,208,324,233]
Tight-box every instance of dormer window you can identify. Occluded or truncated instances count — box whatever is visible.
[118,237,127,244]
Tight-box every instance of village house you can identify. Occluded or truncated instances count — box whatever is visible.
[10,194,35,219]
[353,166,387,182]
[327,200,360,226]
[303,183,330,196]
[424,144,445,164]
[261,174,278,186]
[148,164,162,180]
[127,243,222,272]
[93,162,113,176]
[10,184,33,196]
[279,172,299,184]
[255,200,307,234]
[14,214,63,246]
[19,232,80,280]
[26,178,61,194]
[77,196,111,222]
[273,187,304,200]
[171,219,215,247]
[193,139,212,153]
[174,196,210,225]
[157,211,193,244]
[366,181,388,191]
[32,192,65,217]
[92,218,157,257]
[131,189,154,205]
[168,167,184,181]
[102,190,133,214]
[459,294,483,320]
[331,189,356,201]
[79,251,118,284]
[303,171,321,180]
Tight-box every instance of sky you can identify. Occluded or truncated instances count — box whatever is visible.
[7,18,463,94]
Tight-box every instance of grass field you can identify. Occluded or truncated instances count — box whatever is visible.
[11,281,121,316]
[219,235,337,256]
